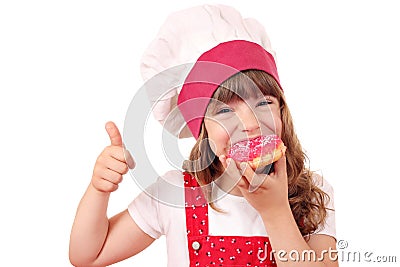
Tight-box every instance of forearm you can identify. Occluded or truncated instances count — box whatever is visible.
[261,204,326,267]
[69,183,111,264]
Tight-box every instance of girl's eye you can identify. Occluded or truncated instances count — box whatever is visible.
[216,107,233,114]
[256,100,273,107]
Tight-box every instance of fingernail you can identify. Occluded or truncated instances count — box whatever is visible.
[124,149,136,169]
[240,162,247,171]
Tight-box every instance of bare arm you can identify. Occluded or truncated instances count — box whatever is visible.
[69,122,154,266]
[220,150,338,267]
[261,205,338,267]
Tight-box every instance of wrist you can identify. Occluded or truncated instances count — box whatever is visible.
[260,202,292,224]
[88,181,112,197]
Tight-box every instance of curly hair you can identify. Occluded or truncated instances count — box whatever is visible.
[182,69,330,236]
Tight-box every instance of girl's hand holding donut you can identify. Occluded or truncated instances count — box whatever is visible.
[91,121,135,193]
[237,147,289,218]
[220,145,289,219]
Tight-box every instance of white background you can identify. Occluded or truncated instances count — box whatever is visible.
[1,0,399,266]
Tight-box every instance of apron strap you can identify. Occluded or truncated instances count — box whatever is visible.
[184,172,209,237]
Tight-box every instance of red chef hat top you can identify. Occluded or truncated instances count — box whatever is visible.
[177,40,282,139]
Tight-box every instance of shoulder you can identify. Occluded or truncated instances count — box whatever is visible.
[156,169,185,188]
[128,169,186,237]
[145,169,184,190]
[147,169,185,208]
[130,169,185,208]
[310,172,337,238]
[312,172,334,195]
[311,171,335,209]
[160,169,185,185]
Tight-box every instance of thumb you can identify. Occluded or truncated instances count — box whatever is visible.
[105,121,123,147]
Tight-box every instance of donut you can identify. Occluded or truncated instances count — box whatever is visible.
[227,134,285,170]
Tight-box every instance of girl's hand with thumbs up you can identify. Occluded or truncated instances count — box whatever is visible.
[70,122,150,267]
[91,121,134,193]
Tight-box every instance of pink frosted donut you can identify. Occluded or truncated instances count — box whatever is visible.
[227,135,285,170]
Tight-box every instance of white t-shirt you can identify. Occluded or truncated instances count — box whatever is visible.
[128,170,336,267]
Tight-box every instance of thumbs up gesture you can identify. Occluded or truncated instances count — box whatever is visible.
[91,122,135,193]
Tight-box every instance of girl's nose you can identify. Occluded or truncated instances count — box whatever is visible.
[238,106,260,133]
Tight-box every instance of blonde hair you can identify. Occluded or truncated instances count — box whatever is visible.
[182,70,330,236]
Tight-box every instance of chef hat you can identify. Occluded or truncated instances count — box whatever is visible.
[140,4,281,139]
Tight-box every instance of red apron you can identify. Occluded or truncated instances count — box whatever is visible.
[184,172,277,267]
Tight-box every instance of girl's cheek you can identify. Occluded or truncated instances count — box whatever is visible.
[214,128,231,156]
[205,119,231,156]
[258,109,282,136]
[272,110,283,137]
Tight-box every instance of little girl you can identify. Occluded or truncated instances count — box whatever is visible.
[69,5,337,267]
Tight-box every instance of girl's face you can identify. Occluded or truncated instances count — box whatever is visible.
[204,94,282,157]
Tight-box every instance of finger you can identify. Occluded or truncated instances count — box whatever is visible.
[214,156,242,190]
[105,121,123,147]
[97,151,128,174]
[99,168,123,185]
[239,162,253,184]
[236,175,250,193]
[240,162,266,193]
[96,178,119,192]
[219,155,242,178]
[272,146,287,177]
[102,146,126,162]
[219,155,228,169]
[106,158,128,175]
[226,158,242,183]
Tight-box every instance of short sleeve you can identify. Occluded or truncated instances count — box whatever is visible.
[312,174,336,239]
[128,180,163,239]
